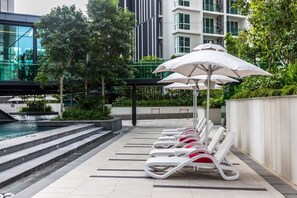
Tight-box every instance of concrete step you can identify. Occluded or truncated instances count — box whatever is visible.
[0,130,112,188]
[0,127,104,172]
[0,124,95,157]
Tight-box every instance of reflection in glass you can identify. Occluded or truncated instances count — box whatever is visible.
[0,24,40,81]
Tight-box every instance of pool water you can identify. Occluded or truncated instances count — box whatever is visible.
[0,115,58,141]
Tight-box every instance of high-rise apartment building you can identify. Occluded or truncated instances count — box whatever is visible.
[120,0,247,60]
[119,0,162,61]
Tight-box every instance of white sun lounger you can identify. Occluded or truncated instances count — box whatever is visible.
[144,132,239,180]
[161,117,206,136]
[152,121,214,149]
[149,126,225,157]
[158,120,212,141]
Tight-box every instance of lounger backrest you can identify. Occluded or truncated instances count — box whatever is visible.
[199,121,214,143]
[214,132,236,163]
[196,117,206,132]
[207,127,225,153]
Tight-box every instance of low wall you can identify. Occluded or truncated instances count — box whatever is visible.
[0,103,61,113]
[226,95,297,185]
[111,106,221,125]
[37,118,122,132]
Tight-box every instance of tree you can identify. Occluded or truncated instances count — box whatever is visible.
[234,0,297,69]
[35,5,90,117]
[87,0,135,104]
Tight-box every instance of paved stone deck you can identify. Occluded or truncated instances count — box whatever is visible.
[15,119,294,198]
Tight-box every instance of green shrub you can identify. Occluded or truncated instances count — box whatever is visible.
[62,107,111,120]
[281,85,297,95]
[20,101,52,112]
[112,96,131,107]
[202,97,224,108]
[60,97,112,120]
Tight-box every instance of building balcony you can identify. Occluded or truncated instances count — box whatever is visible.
[227,7,240,15]
[203,3,223,13]
[227,28,245,36]
[203,26,223,35]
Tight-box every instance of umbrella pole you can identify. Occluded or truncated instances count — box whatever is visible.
[193,82,197,128]
[205,70,211,147]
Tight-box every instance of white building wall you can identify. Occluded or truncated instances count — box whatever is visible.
[162,0,247,59]
[162,0,175,59]
[226,96,297,185]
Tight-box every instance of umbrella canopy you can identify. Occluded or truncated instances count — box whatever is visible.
[153,56,183,74]
[193,43,227,52]
[8,96,23,102]
[164,82,221,90]
[159,73,239,85]
[157,43,270,147]
[170,50,271,77]
[44,95,58,101]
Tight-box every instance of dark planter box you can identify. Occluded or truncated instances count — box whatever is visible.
[37,117,122,132]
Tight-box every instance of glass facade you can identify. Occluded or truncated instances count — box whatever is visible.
[203,17,214,33]
[0,24,42,81]
[175,0,190,7]
[203,0,223,12]
[175,36,190,53]
[131,60,170,79]
[174,13,190,30]
[227,21,239,35]
[227,0,240,14]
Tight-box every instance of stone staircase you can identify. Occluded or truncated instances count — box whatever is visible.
[0,124,112,188]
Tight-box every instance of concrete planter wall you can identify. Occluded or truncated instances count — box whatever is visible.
[37,118,122,132]
[226,95,297,185]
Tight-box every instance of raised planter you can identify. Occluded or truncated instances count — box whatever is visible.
[37,117,122,132]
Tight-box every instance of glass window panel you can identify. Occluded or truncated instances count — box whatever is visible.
[0,24,35,81]
[174,36,190,54]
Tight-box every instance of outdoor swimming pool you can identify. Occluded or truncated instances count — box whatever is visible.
[0,115,58,141]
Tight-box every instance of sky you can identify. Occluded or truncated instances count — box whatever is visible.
[14,0,89,16]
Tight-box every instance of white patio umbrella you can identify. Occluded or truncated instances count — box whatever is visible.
[164,82,221,90]
[153,56,184,74]
[164,82,221,128]
[169,44,271,147]
[159,73,232,127]
[164,82,195,90]
[193,42,227,52]
[8,96,23,103]
[159,73,239,85]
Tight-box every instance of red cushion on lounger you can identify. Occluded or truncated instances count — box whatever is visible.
[179,137,197,143]
[189,153,213,163]
[185,144,194,148]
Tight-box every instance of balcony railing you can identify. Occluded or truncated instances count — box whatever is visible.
[130,60,171,79]
[227,7,240,15]
[203,26,223,35]
[203,3,223,12]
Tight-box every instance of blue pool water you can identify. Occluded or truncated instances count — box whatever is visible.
[0,115,58,141]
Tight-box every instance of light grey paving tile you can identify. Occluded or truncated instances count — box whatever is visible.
[191,189,232,198]
[152,187,192,198]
